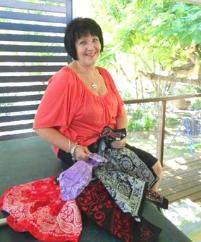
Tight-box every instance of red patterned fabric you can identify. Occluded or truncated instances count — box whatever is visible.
[0,176,82,242]
[76,179,159,242]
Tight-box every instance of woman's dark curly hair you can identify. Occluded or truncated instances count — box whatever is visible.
[64,17,104,60]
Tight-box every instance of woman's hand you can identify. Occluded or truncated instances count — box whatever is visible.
[111,138,127,149]
[74,145,91,161]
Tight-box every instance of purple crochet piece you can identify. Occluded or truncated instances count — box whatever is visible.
[58,153,107,201]
[87,153,107,167]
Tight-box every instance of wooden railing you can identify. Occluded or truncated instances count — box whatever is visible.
[124,93,201,166]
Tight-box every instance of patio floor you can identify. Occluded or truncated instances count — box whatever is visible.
[159,157,201,205]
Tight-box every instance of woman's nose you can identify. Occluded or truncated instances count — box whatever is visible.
[86,41,95,49]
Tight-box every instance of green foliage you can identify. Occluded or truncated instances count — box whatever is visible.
[193,143,201,149]
[172,83,198,95]
[190,99,201,110]
[128,108,143,119]
[127,107,156,132]
[128,120,144,132]
[90,0,201,98]
[92,0,201,68]
[143,116,156,131]
[151,2,201,47]
[166,117,180,128]
[97,45,116,67]
[115,1,201,69]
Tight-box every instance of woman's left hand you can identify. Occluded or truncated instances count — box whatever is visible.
[111,138,127,149]
[74,145,91,161]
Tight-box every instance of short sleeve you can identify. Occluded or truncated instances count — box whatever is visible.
[33,67,78,129]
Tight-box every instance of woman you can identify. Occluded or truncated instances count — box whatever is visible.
[34,17,162,191]
[1,17,191,242]
[33,17,191,242]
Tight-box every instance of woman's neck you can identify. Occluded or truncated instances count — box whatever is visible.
[72,61,96,75]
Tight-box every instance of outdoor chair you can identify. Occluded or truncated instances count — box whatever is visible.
[168,112,201,153]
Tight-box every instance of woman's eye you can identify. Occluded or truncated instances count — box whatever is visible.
[79,40,86,45]
[93,38,99,43]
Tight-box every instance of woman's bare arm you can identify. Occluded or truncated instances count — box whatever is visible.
[116,108,128,129]
[34,128,90,160]
[34,128,70,152]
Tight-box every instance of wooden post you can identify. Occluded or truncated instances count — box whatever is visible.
[157,100,166,166]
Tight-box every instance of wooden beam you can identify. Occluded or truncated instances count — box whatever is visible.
[124,93,201,104]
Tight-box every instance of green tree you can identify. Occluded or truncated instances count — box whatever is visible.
[91,0,201,98]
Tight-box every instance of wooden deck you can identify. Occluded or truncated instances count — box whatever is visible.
[159,157,201,205]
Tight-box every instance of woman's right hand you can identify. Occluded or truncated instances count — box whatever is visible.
[111,137,127,149]
[73,145,91,161]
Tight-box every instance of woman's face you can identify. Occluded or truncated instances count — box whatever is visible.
[75,34,101,67]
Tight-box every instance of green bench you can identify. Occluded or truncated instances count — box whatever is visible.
[0,136,192,242]
[0,136,119,242]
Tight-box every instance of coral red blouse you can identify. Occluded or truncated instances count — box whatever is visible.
[33,66,124,154]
